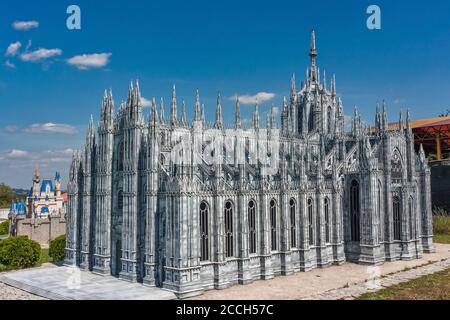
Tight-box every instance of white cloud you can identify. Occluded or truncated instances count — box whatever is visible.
[4,60,16,69]
[66,53,112,70]
[229,92,276,105]
[20,48,62,62]
[24,123,78,135]
[12,20,39,31]
[140,96,152,107]
[6,149,29,158]
[5,41,21,57]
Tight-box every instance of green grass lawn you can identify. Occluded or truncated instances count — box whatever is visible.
[37,249,53,265]
[358,215,450,300]
[357,268,450,300]
[434,233,450,244]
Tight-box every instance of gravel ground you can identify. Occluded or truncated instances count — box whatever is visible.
[192,243,450,300]
[0,282,47,300]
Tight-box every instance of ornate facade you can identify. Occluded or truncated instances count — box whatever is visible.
[65,31,435,298]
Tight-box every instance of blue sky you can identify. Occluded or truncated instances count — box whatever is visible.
[1,0,450,189]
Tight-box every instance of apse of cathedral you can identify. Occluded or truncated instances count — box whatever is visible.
[65,31,435,298]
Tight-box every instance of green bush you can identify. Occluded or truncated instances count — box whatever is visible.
[0,220,9,235]
[49,234,66,262]
[0,236,41,269]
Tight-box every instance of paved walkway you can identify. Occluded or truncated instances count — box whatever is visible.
[1,244,449,300]
[0,265,176,300]
[192,243,450,300]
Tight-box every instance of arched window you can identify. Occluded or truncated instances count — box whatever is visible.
[248,200,257,254]
[324,198,330,243]
[393,196,401,241]
[118,142,124,171]
[308,109,314,131]
[225,201,234,257]
[200,202,209,261]
[290,199,296,248]
[270,199,277,251]
[378,181,382,239]
[409,197,414,239]
[118,190,123,209]
[409,197,416,239]
[391,151,403,184]
[350,180,360,242]
[327,106,332,133]
[308,198,314,245]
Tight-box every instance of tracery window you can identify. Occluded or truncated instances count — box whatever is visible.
[290,199,296,248]
[248,200,257,254]
[225,201,234,257]
[324,198,330,243]
[118,190,123,210]
[350,180,360,241]
[391,151,403,184]
[200,201,209,261]
[409,196,414,239]
[270,199,277,251]
[393,196,402,241]
[308,198,314,245]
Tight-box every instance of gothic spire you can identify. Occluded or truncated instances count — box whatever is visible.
[201,102,206,128]
[135,79,141,109]
[214,92,223,129]
[235,96,241,129]
[399,110,403,132]
[331,74,336,97]
[86,114,95,147]
[181,99,187,127]
[170,84,178,126]
[271,104,276,129]
[291,73,296,95]
[406,108,412,134]
[106,88,114,122]
[127,81,134,112]
[375,102,381,133]
[194,89,200,122]
[419,143,426,164]
[159,97,165,123]
[352,106,361,136]
[309,30,318,81]
[382,100,388,131]
[323,70,327,91]
[253,100,260,129]
[149,97,159,132]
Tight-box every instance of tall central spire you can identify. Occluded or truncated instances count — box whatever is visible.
[170,84,178,126]
[309,30,318,82]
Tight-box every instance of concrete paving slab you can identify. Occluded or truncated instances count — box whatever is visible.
[0,266,176,300]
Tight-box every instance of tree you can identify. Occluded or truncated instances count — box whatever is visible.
[49,235,66,262]
[439,109,450,117]
[0,183,14,208]
[0,220,9,235]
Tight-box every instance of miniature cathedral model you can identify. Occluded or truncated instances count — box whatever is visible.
[66,31,435,298]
